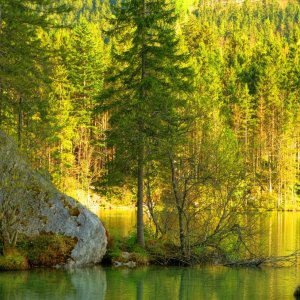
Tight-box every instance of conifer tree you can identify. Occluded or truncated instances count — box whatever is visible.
[100,0,192,246]
[0,0,69,147]
[65,18,105,202]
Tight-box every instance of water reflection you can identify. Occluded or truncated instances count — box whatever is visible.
[0,267,106,300]
[262,212,300,256]
[0,265,299,299]
[1,212,300,299]
[98,209,136,237]
[104,266,299,300]
[99,210,300,257]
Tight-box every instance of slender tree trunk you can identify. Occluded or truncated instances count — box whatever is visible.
[178,206,185,256]
[137,143,145,247]
[136,0,146,247]
[169,156,185,255]
[145,179,163,237]
[17,97,23,148]
[0,86,2,126]
[268,151,272,193]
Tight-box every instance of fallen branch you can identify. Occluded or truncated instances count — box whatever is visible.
[225,250,300,267]
[224,257,266,267]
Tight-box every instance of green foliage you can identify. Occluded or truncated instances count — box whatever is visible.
[2,0,300,211]
[17,233,77,267]
[104,231,150,265]
[0,0,70,149]
[99,0,193,246]
[2,0,300,264]
[0,254,29,271]
[100,0,192,177]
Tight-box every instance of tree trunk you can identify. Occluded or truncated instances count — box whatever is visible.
[169,155,185,255]
[137,143,145,247]
[0,86,2,126]
[17,97,23,148]
[136,0,146,248]
[178,206,185,256]
[146,179,163,237]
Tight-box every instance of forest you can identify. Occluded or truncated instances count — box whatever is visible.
[1,0,300,261]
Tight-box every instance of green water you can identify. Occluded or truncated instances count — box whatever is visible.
[1,211,300,300]
[99,209,136,237]
[99,210,300,256]
[0,265,299,299]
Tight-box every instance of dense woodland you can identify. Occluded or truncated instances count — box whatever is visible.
[1,0,300,256]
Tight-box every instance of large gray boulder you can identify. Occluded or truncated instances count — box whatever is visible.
[0,130,107,267]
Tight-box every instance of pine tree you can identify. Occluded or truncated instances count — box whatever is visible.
[65,18,106,202]
[0,0,69,147]
[46,57,77,191]
[100,0,192,246]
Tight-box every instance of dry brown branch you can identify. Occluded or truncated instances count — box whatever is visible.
[225,250,300,267]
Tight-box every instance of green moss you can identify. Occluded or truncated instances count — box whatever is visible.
[0,254,29,271]
[17,233,77,267]
[61,196,80,217]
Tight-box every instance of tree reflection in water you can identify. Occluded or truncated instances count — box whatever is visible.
[0,266,106,300]
[0,264,299,300]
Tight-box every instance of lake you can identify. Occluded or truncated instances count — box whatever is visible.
[0,211,300,300]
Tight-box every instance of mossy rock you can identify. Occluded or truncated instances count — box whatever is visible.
[17,233,77,267]
[61,196,80,217]
[0,130,107,267]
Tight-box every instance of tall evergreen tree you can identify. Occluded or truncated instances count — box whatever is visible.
[0,0,69,147]
[100,0,192,246]
[65,18,105,200]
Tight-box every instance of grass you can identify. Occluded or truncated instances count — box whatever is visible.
[17,233,77,267]
[0,255,29,271]
[0,247,29,271]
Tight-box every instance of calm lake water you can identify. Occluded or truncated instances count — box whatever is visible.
[1,211,300,300]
